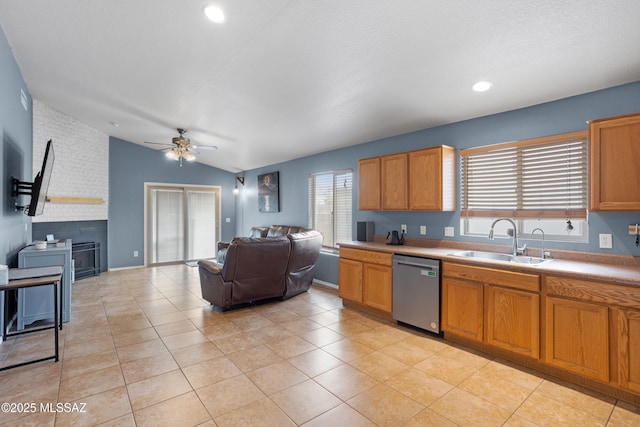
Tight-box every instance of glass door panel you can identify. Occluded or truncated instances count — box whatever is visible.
[150,188,184,263]
[187,190,217,260]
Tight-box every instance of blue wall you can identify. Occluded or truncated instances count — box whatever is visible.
[108,137,237,269]
[0,25,32,265]
[238,82,640,284]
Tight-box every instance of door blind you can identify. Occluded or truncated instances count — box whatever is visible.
[460,131,588,219]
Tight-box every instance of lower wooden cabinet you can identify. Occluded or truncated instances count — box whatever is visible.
[339,248,392,313]
[617,308,640,393]
[544,296,610,382]
[442,261,540,357]
[338,258,363,303]
[362,262,393,312]
[442,277,484,341]
[486,285,540,358]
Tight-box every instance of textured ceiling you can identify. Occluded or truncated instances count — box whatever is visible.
[2,0,640,172]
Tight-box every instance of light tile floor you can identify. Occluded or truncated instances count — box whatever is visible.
[1,264,640,426]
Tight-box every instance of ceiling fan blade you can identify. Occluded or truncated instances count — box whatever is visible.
[192,144,218,151]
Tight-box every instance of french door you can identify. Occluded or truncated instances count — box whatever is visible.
[146,184,220,265]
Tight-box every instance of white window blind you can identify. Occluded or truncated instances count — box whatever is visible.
[460,131,588,219]
[308,170,352,249]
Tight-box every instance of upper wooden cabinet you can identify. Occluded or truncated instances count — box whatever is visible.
[409,146,456,211]
[357,145,456,211]
[381,153,408,210]
[357,157,381,210]
[589,112,640,211]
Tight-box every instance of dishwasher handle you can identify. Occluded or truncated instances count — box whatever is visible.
[394,260,439,269]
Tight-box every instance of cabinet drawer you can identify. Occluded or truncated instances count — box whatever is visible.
[339,248,392,266]
[443,262,539,292]
[546,275,640,309]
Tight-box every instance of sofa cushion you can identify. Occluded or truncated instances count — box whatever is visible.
[283,230,323,299]
[267,225,309,237]
[223,236,291,304]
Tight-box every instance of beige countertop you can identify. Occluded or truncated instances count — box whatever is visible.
[338,241,640,287]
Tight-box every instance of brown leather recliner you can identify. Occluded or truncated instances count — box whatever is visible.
[198,227,323,309]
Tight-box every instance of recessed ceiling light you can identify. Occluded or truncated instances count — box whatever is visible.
[204,5,225,23]
[472,81,493,92]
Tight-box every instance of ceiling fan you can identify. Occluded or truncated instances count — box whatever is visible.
[144,128,217,167]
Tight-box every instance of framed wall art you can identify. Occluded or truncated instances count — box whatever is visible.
[258,171,279,212]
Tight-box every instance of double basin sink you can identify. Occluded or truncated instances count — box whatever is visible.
[450,250,552,265]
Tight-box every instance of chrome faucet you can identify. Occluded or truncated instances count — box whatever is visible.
[531,228,546,259]
[488,218,526,256]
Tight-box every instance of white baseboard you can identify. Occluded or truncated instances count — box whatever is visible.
[313,279,337,289]
[108,265,145,272]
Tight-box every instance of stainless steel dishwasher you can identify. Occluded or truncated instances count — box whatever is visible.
[392,254,441,334]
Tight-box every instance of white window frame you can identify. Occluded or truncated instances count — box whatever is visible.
[308,169,353,251]
[460,131,588,243]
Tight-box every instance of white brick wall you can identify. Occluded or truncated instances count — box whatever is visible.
[32,100,109,222]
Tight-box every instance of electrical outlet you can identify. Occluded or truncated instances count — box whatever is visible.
[133,251,139,257]
[599,234,612,249]
[420,225,426,235]
[401,224,407,234]
[445,227,455,237]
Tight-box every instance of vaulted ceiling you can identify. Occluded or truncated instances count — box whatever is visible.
[2,1,639,172]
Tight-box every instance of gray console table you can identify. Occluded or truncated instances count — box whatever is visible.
[18,239,72,330]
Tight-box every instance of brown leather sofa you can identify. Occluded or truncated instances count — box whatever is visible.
[198,226,323,309]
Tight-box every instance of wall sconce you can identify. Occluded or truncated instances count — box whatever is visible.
[233,176,244,195]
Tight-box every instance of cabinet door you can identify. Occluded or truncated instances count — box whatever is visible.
[338,258,363,303]
[617,308,640,393]
[486,286,539,358]
[589,112,640,211]
[442,277,483,341]
[545,296,609,382]
[381,153,408,210]
[358,158,381,210]
[409,147,440,210]
[362,263,392,313]
[409,146,456,211]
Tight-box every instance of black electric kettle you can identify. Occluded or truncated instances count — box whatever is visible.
[386,230,405,245]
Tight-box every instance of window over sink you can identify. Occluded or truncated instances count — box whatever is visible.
[460,131,588,243]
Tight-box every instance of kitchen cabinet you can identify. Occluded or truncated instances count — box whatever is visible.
[339,248,392,314]
[409,145,456,211]
[442,276,484,341]
[589,112,640,211]
[486,285,539,358]
[617,308,640,393]
[357,145,456,211]
[544,295,609,382]
[357,157,381,210]
[338,257,362,303]
[381,153,408,210]
[442,262,540,358]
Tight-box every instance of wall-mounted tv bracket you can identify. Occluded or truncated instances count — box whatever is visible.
[12,177,34,212]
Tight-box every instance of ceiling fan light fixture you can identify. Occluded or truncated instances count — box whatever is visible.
[165,150,179,160]
[204,5,225,23]
[184,151,196,161]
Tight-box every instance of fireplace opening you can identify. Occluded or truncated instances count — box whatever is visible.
[72,242,100,280]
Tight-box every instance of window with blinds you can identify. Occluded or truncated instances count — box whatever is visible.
[308,170,352,249]
[460,131,588,219]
